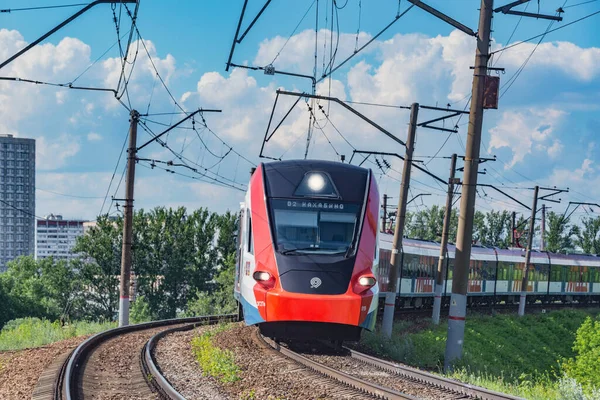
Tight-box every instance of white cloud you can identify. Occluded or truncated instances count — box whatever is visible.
[488,108,566,168]
[497,41,600,81]
[36,134,81,170]
[547,140,563,159]
[87,132,102,142]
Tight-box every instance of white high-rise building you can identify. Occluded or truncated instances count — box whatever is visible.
[36,214,86,261]
[0,134,35,272]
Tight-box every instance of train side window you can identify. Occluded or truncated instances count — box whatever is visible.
[246,212,254,254]
[592,269,600,283]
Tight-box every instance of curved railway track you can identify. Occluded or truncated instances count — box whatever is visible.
[38,315,522,400]
[51,314,235,400]
[255,332,523,400]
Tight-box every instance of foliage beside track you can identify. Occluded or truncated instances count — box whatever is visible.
[0,207,238,330]
[191,325,240,383]
[360,309,600,400]
[0,317,115,350]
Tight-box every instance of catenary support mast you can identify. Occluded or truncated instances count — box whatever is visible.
[432,153,458,325]
[518,185,539,317]
[444,0,493,371]
[381,103,419,338]
[118,109,139,327]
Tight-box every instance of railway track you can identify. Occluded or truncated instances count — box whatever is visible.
[50,314,235,400]
[256,332,523,400]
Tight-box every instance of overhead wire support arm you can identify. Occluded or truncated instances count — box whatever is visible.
[477,184,531,211]
[407,193,431,205]
[136,109,221,152]
[350,150,447,185]
[564,202,600,220]
[494,0,564,21]
[226,0,273,71]
[407,0,476,36]
[0,0,138,70]
[276,90,405,146]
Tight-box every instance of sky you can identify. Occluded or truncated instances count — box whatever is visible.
[1,0,599,224]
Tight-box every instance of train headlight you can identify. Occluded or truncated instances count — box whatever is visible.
[358,276,376,288]
[253,271,271,282]
[307,173,326,191]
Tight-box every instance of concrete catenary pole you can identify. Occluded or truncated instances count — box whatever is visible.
[118,109,139,327]
[381,103,419,338]
[432,153,458,325]
[518,185,539,317]
[444,0,493,371]
[511,211,516,247]
[382,194,388,232]
[541,203,546,251]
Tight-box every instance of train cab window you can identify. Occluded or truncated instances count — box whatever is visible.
[270,199,361,255]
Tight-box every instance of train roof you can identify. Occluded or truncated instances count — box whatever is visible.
[379,233,600,266]
[263,159,368,173]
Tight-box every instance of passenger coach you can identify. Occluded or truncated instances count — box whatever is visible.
[377,233,600,307]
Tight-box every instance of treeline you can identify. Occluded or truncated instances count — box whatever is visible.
[401,206,600,254]
[0,207,238,329]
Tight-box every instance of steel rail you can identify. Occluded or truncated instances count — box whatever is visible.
[346,347,523,400]
[257,332,417,400]
[141,315,237,399]
[61,314,236,400]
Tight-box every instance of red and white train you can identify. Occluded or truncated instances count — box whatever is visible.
[234,160,380,342]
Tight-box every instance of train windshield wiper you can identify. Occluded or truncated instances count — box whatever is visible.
[280,247,348,256]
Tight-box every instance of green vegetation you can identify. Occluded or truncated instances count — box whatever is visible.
[361,309,600,400]
[191,327,240,383]
[404,207,600,252]
[0,317,115,350]
[0,207,238,331]
[562,316,600,396]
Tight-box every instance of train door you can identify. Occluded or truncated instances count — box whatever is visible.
[234,207,245,299]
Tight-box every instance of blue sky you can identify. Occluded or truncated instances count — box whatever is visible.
[1,0,599,223]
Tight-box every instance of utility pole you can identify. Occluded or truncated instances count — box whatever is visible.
[432,153,458,325]
[382,103,419,338]
[118,109,139,327]
[382,194,388,232]
[511,211,516,247]
[541,204,546,251]
[444,0,493,371]
[518,185,539,317]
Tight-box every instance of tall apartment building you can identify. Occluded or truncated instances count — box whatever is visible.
[0,134,36,272]
[36,214,86,261]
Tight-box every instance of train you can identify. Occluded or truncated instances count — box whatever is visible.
[378,235,600,307]
[234,160,600,343]
[234,160,380,342]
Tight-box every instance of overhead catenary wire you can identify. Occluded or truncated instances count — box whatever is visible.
[0,3,88,13]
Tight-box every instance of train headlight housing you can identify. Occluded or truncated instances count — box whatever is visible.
[253,271,271,282]
[358,276,377,288]
[307,173,326,191]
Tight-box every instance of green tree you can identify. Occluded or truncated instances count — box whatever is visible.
[404,206,458,243]
[545,211,575,253]
[133,207,219,319]
[574,216,600,254]
[563,316,600,395]
[72,215,122,321]
[186,211,239,316]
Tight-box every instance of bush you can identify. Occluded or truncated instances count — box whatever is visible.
[130,296,155,324]
[191,328,240,383]
[0,317,115,350]
[562,316,600,396]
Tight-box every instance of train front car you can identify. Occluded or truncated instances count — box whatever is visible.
[234,160,379,342]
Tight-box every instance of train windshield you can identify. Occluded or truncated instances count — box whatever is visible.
[270,199,361,255]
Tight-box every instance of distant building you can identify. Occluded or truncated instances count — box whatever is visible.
[0,134,35,272]
[36,214,86,261]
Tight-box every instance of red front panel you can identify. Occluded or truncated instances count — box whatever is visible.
[252,166,380,326]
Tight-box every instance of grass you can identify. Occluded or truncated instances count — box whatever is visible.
[360,309,600,400]
[191,324,240,384]
[0,317,116,351]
